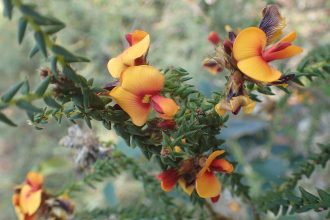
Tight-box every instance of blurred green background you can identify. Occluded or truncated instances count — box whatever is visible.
[0,0,329,219]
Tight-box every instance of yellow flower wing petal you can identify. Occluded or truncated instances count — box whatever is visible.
[197,150,225,178]
[237,56,281,82]
[122,34,150,65]
[107,56,126,79]
[215,103,227,116]
[178,178,194,196]
[110,87,151,126]
[121,65,164,94]
[278,31,297,44]
[196,171,221,198]
[233,27,267,61]
[243,97,256,114]
[19,185,42,215]
[265,45,303,61]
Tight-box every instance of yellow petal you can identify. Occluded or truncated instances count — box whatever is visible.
[178,178,194,196]
[243,97,256,114]
[196,171,221,198]
[278,31,297,44]
[237,56,281,82]
[197,150,225,178]
[233,27,267,61]
[107,56,126,79]
[151,95,179,119]
[122,34,150,65]
[121,65,164,95]
[265,45,303,61]
[19,185,42,215]
[215,102,229,116]
[110,87,151,126]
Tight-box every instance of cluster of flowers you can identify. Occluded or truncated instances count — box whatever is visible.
[204,4,302,116]
[104,5,302,203]
[12,172,74,220]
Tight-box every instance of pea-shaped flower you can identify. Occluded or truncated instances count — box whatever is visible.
[110,65,179,126]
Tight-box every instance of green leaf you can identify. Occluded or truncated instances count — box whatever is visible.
[43,96,61,109]
[62,64,80,82]
[299,187,319,203]
[34,31,47,57]
[18,17,28,44]
[44,24,65,35]
[29,44,39,58]
[317,189,330,206]
[50,56,58,78]
[16,100,42,113]
[0,112,17,126]
[51,45,89,63]
[2,0,13,19]
[21,80,30,95]
[1,81,24,102]
[20,5,64,26]
[34,76,51,97]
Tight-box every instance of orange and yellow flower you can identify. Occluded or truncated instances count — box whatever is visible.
[107,30,150,79]
[12,172,43,220]
[110,65,179,126]
[233,5,303,82]
[157,150,233,202]
[195,150,233,200]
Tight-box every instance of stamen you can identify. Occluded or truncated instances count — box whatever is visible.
[142,94,152,104]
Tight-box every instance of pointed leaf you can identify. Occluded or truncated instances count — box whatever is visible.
[18,17,28,44]
[16,100,43,113]
[0,112,17,126]
[1,82,24,102]
[43,96,61,109]
[34,76,51,97]
[34,31,47,57]
[29,44,40,58]
[21,79,30,95]
[3,0,13,19]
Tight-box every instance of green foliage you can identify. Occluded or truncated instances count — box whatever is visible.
[1,0,329,219]
[256,143,330,216]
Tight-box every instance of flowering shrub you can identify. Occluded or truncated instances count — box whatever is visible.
[1,1,330,219]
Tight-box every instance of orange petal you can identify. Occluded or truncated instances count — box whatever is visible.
[107,56,126,79]
[178,178,194,196]
[211,159,234,173]
[122,34,150,65]
[151,95,179,119]
[196,171,221,198]
[264,45,303,61]
[237,56,281,82]
[131,30,149,45]
[121,65,164,95]
[197,150,225,178]
[233,27,267,61]
[19,185,42,215]
[278,31,297,44]
[110,87,151,126]
[26,172,43,188]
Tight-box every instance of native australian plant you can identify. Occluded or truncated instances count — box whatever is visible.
[1,1,329,219]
